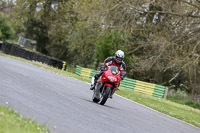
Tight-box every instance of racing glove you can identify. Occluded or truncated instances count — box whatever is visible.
[120,72,126,80]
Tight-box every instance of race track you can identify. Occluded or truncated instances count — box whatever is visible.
[0,55,199,133]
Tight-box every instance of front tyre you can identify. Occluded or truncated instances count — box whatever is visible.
[92,92,100,103]
[99,86,112,105]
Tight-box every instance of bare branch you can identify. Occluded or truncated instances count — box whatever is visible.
[128,43,146,55]
[168,71,181,83]
[146,10,200,18]
[181,0,200,10]
[126,3,200,18]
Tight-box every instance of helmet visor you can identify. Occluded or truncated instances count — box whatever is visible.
[116,57,123,61]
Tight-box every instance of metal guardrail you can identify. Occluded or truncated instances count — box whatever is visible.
[75,65,168,98]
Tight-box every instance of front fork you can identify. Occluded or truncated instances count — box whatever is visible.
[95,82,117,99]
[92,77,103,99]
[92,76,117,99]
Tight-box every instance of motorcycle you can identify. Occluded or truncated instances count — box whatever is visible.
[91,65,121,105]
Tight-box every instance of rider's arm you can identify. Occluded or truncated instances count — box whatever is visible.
[104,56,114,68]
[120,62,126,80]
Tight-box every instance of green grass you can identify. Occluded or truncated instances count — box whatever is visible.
[116,89,200,128]
[167,96,200,110]
[0,52,200,129]
[0,105,49,133]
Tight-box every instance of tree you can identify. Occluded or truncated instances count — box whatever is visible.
[95,31,125,62]
[0,13,15,41]
[91,0,200,94]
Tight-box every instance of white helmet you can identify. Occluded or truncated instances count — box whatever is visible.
[115,50,125,63]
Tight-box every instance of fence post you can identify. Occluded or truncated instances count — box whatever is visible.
[164,87,169,99]
[62,61,66,71]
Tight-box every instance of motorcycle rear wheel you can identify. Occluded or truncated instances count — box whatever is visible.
[99,86,112,105]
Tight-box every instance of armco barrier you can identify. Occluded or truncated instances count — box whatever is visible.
[75,65,167,98]
[0,42,64,69]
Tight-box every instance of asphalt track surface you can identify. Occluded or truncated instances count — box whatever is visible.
[0,55,200,133]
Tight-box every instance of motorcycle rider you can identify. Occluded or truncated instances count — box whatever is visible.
[90,50,126,97]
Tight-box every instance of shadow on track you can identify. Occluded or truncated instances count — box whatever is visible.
[80,97,122,111]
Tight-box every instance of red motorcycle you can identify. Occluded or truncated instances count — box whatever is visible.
[92,65,121,105]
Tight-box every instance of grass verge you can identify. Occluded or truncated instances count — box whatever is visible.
[116,89,200,128]
[0,105,49,133]
[167,96,200,110]
[0,52,200,129]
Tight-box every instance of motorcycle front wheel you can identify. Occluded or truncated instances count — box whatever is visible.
[92,92,100,103]
[99,86,112,105]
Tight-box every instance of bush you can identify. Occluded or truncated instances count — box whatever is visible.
[167,96,200,110]
[0,13,15,41]
[168,89,188,98]
[177,88,188,98]
[95,31,125,62]
[185,100,200,110]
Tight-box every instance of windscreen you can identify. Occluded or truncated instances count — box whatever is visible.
[110,66,119,75]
